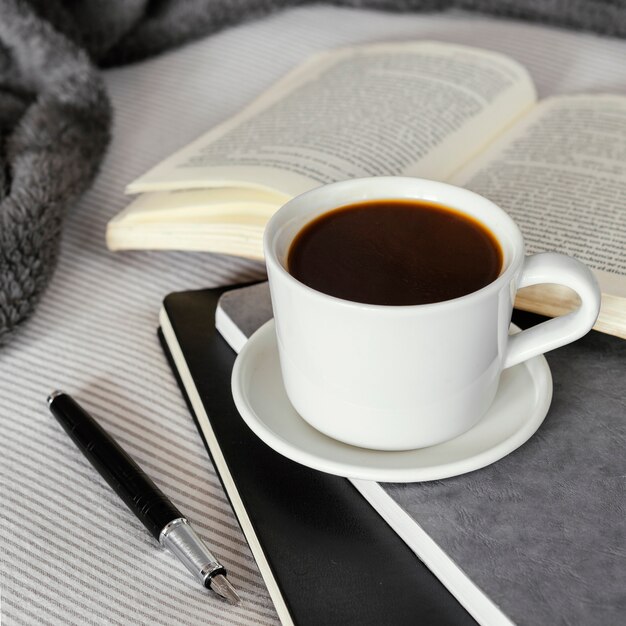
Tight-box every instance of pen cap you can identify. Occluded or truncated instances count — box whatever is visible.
[49,392,182,540]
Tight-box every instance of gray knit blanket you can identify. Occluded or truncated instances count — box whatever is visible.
[2,0,625,345]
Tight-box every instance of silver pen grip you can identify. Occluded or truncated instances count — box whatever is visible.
[159,518,223,586]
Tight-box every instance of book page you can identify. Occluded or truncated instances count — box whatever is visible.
[109,188,288,224]
[128,42,536,197]
[453,95,626,298]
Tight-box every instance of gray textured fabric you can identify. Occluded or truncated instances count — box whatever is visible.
[2,0,626,346]
[0,0,110,344]
[218,281,626,625]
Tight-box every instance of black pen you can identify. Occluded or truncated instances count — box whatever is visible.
[48,390,241,605]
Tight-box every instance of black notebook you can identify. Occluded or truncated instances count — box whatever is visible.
[161,283,625,625]
[158,286,475,626]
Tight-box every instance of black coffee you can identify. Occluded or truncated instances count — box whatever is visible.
[287,199,502,306]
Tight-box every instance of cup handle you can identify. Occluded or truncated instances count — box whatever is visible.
[504,252,601,369]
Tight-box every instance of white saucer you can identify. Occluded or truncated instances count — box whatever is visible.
[231,320,553,482]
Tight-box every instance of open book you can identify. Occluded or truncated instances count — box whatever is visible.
[109,42,626,337]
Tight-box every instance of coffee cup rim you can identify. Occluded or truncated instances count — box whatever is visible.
[264,176,525,311]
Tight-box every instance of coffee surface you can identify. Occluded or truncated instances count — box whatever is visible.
[287,199,502,305]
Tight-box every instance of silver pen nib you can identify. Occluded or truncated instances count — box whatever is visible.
[210,573,242,605]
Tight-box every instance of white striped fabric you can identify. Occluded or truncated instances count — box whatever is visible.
[1,6,626,624]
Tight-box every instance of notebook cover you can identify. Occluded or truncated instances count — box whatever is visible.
[218,282,626,626]
[158,286,475,626]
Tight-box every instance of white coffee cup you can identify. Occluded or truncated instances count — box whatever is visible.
[264,177,600,451]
